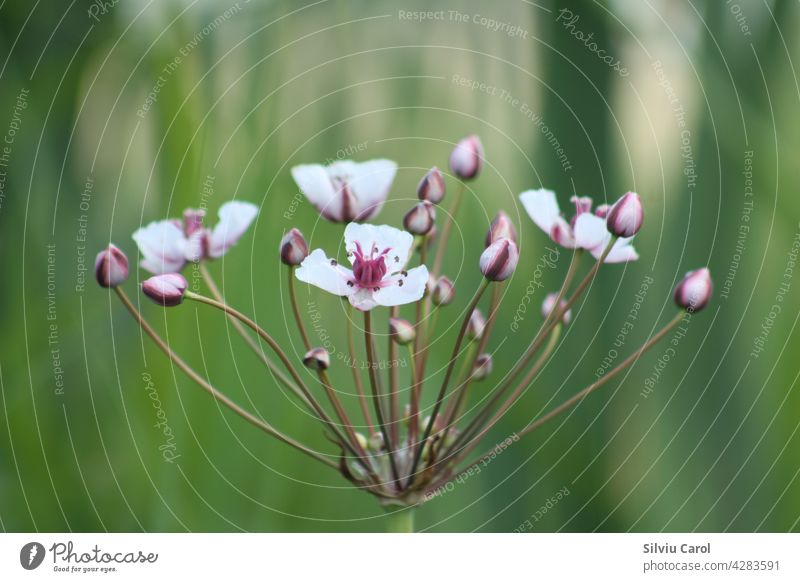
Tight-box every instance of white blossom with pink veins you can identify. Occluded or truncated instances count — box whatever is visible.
[132,201,258,274]
[291,159,397,223]
[296,223,429,311]
[519,188,638,263]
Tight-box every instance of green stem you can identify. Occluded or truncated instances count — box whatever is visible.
[384,508,416,533]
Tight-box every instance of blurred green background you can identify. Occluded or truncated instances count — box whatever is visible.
[1,0,799,532]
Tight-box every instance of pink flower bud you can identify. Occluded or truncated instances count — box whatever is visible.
[95,244,129,288]
[594,204,610,218]
[417,167,446,204]
[673,268,713,312]
[182,208,206,236]
[472,353,493,381]
[142,273,188,307]
[541,292,571,324]
[480,238,519,282]
[280,228,309,266]
[303,347,330,370]
[467,308,486,340]
[389,317,416,345]
[432,276,455,305]
[484,211,517,247]
[449,134,484,180]
[606,192,643,237]
[403,201,436,235]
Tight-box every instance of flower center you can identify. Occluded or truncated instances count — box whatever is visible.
[351,242,390,289]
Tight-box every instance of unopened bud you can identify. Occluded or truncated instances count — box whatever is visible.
[594,204,610,218]
[142,273,188,307]
[480,238,519,282]
[541,293,571,324]
[403,201,436,235]
[389,317,416,345]
[673,268,713,312]
[467,309,486,340]
[355,432,368,451]
[280,227,309,266]
[606,192,643,237]
[417,166,446,204]
[432,276,455,305]
[472,354,493,381]
[485,211,517,247]
[95,244,129,288]
[303,347,330,370]
[449,134,484,180]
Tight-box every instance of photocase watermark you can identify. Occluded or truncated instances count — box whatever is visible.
[397,10,529,39]
[750,224,800,360]
[74,175,95,294]
[188,174,216,293]
[652,60,696,192]
[0,87,30,215]
[726,0,752,37]
[47,244,65,396]
[137,3,244,118]
[513,485,571,531]
[324,140,368,165]
[640,311,694,399]
[556,8,628,77]
[595,274,654,379]
[142,371,181,463]
[424,433,519,501]
[720,150,754,300]
[510,246,561,333]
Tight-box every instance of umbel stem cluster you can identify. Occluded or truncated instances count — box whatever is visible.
[96,134,713,523]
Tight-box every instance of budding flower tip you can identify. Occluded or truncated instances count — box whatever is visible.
[485,210,517,247]
[472,353,493,381]
[606,191,644,238]
[449,134,484,180]
[542,293,571,325]
[432,276,456,306]
[388,317,416,345]
[403,201,436,236]
[280,227,309,266]
[142,273,188,307]
[303,347,331,370]
[417,166,446,204]
[674,268,713,312]
[467,308,487,340]
[480,237,519,282]
[95,244,129,288]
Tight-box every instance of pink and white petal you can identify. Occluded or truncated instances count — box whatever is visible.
[349,159,397,220]
[132,220,188,274]
[374,265,429,307]
[344,223,414,268]
[291,164,337,213]
[550,216,577,249]
[519,188,561,235]
[600,238,639,263]
[295,249,356,296]
[208,201,258,258]
[574,213,609,252]
[349,288,379,311]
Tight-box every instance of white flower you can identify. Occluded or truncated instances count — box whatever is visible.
[295,223,429,311]
[132,201,258,274]
[519,188,638,263]
[291,159,397,223]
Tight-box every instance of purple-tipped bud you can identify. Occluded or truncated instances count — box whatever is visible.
[485,211,517,247]
[480,238,519,282]
[303,347,330,370]
[467,308,486,340]
[389,317,416,345]
[541,292,571,325]
[142,273,188,307]
[417,167,446,204]
[449,134,484,180]
[183,208,206,236]
[95,244,129,288]
[403,201,436,235]
[594,204,610,218]
[606,192,643,237]
[432,276,455,306]
[280,228,309,266]
[472,353,493,381]
[673,268,713,312]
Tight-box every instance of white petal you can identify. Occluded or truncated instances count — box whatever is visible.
[574,213,609,251]
[344,223,414,268]
[599,238,639,263]
[520,188,561,235]
[374,265,429,307]
[132,220,188,274]
[291,164,337,215]
[349,288,379,311]
[550,216,577,249]
[349,159,397,220]
[296,249,356,297]
[208,201,258,258]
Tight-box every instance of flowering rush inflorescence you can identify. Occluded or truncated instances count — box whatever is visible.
[98,135,713,524]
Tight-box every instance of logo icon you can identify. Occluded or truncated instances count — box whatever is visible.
[20,542,45,570]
